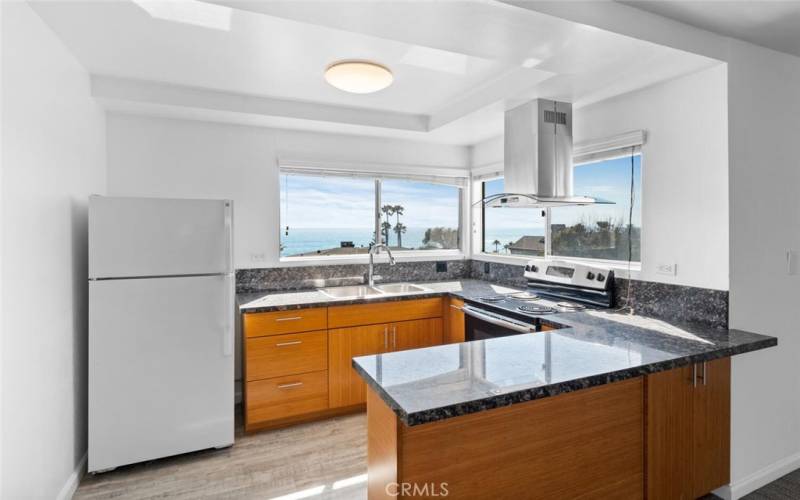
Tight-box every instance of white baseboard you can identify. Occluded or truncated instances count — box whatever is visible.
[727,451,800,499]
[56,453,87,500]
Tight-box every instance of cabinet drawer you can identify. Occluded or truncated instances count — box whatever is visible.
[244,308,327,337]
[246,330,327,381]
[246,371,328,423]
[328,298,442,328]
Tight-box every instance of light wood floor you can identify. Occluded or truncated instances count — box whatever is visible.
[75,412,367,500]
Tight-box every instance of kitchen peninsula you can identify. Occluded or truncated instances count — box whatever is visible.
[352,306,776,499]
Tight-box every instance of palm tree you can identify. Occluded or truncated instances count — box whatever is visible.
[394,222,407,248]
[380,205,394,245]
[381,221,392,246]
[507,241,514,254]
[503,242,511,254]
[492,239,501,253]
[393,205,404,228]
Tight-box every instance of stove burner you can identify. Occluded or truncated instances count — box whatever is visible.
[510,291,540,301]
[517,304,557,315]
[556,301,587,311]
[478,295,506,302]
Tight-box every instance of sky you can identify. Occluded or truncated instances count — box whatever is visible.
[280,175,460,229]
[484,154,642,229]
[279,155,641,230]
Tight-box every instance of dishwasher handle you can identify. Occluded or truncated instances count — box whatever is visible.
[461,305,536,334]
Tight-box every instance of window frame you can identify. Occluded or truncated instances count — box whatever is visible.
[474,138,643,270]
[278,172,468,263]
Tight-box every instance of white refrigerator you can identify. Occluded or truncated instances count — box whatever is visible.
[88,196,235,473]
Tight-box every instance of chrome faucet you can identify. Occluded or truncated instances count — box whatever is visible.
[367,243,396,286]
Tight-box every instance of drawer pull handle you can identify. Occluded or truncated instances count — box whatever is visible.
[275,316,302,322]
[278,382,303,389]
[276,340,302,347]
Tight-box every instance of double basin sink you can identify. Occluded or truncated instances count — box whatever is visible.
[318,282,429,299]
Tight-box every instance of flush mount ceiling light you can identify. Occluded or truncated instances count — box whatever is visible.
[324,60,393,94]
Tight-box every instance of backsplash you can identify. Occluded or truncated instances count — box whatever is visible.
[237,259,728,328]
[236,260,470,293]
[614,278,729,329]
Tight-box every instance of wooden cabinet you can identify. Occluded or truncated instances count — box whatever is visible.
[647,357,731,499]
[328,299,444,409]
[244,307,327,337]
[329,323,390,408]
[245,298,444,430]
[245,330,327,381]
[392,317,443,352]
[443,297,465,343]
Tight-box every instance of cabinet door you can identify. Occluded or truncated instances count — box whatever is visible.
[692,357,731,497]
[647,365,694,500]
[443,298,465,344]
[392,318,443,352]
[329,323,389,408]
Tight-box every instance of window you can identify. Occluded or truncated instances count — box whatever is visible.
[551,154,641,261]
[479,151,642,264]
[280,172,463,258]
[482,178,546,256]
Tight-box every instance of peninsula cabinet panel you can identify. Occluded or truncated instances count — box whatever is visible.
[443,297,465,344]
[367,377,644,499]
[328,298,442,329]
[392,318,443,352]
[646,357,731,500]
[329,324,389,408]
[244,308,327,338]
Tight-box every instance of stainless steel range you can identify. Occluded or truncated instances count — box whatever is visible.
[464,258,615,341]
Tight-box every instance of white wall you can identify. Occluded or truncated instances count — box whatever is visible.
[105,114,471,268]
[0,2,106,499]
[470,63,730,291]
[726,40,800,496]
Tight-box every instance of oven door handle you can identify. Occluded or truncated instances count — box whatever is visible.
[461,305,536,334]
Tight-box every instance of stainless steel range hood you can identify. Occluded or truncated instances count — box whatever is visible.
[483,99,612,208]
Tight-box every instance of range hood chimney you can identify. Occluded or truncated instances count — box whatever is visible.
[483,99,611,208]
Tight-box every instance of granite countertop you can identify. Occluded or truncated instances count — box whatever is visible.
[237,279,517,313]
[352,308,776,427]
[237,278,777,427]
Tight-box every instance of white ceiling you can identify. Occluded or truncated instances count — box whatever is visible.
[32,0,720,145]
[620,1,800,58]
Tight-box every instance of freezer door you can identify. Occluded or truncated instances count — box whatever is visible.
[89,274,234,472]
[89,196,233,278]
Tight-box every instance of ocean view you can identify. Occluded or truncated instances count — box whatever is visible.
[280,227,545,257]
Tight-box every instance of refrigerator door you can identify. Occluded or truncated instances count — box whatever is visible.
[89,196,233,279]
[88,274,234,472]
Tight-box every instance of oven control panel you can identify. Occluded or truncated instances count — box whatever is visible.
[523,258,611,290]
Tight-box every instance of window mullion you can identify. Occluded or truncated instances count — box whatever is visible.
[545,208,552,258]
[374,178,382,248]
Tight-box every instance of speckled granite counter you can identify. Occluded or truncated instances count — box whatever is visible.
[237,279,516,313]
[352,308,776,426]
[237,278,776,427]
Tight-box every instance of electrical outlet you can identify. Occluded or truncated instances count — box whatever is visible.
[250,253,266,263]
[656,263,677,276]
[484,262,491,274]
[436,261,447,273]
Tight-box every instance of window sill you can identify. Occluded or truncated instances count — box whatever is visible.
[278,250,466,267]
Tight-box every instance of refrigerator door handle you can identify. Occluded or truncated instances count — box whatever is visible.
[223,274,234,357]
[223,201,233,275]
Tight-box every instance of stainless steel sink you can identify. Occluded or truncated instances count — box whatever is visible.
[374,283,429,294]
[318,285,385,299]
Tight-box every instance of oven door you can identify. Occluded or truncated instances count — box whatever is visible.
[463,305,537,341]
